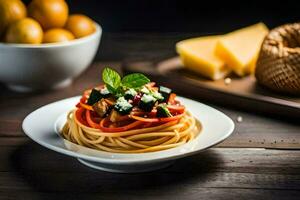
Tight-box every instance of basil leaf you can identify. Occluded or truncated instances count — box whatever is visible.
[106,84,117,94]
[122,73,150,89]
[102,67,121,94]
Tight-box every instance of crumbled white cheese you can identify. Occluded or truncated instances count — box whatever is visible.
[100,87,110,95]
[115,97,132,110]
[141,94,156,103]
[152,91,164,100]
[141,87,150,94]
[125,88,137,97]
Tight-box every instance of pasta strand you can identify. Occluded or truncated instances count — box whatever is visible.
[61,110,200,153]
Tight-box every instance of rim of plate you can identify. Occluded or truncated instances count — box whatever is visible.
[22,96,234,165]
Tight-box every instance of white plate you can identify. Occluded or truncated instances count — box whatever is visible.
[22,96,234,173]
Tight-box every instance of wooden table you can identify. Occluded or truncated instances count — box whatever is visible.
[1,33,300,199]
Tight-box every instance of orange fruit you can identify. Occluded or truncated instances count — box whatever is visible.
[0,0,27,36]
[43,28,74,43]
[28,0,68,30]
[65,14,96,38]
[5,18,43,44]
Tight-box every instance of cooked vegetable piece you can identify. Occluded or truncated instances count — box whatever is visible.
[139,94,156,112]
[87,89,103,105]
[92,99,109,117]
[152,91,164,102]
[132,94,142,105]
[109,109,124,122]
[114,97,133,114]
[124,88,137,100]
[156,104,172,117]
[168,93,177,104]
[159,86,172,102]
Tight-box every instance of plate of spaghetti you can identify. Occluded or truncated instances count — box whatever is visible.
[23,67,234,173]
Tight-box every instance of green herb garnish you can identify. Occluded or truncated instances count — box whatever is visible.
[102,68,121,94]
[122,73,150,89]
[102,67,150,96]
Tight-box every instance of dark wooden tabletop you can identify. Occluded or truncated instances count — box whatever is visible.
[0,33,300,200]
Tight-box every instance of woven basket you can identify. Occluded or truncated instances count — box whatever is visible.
[255,23,300,95]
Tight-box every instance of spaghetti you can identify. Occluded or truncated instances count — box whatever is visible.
[61,67,200,153]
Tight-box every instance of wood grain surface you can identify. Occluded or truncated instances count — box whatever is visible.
[1,62,299,149]
[123,57,300,118]
[0,33,299,199]
[0,137,299,200]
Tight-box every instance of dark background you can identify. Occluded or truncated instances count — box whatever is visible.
[22,0,299,33]
[66,0,299,33]
[23,0,300,60]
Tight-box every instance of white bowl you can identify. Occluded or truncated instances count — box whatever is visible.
[0,24,102,92]
[22,96,234,173]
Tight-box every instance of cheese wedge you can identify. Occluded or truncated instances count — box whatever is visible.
[215,23,269,76]
[176,36,230,80]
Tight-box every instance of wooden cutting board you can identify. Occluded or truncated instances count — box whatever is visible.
[122,57,300,118]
